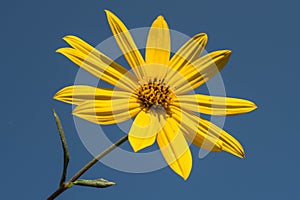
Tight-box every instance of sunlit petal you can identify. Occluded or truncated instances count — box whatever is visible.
[157,117,192,180]
[56,46,138,91]
[54,85,136,105]
[105,10,145,80]
[128,110,165,152]
[146,16,170,66]
[165,33,207,83]
[171,106,244,158]
[170,50,231,94]
[171,106,222,152]
[174,94,257,115]
[197,115,245,158]
[72,98,141,125]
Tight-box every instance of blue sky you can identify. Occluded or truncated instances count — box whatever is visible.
[1,0,299,199]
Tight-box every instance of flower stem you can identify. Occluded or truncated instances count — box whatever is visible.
[47,133,128,200]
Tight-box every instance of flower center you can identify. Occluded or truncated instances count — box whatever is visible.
[136,79,174,114]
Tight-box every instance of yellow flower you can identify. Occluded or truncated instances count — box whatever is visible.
[54,10,257,180]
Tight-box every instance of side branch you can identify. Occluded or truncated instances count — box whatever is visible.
[52,109,70,186]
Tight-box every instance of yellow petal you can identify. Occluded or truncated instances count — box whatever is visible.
[170,50,231,94]
[105,10,145,80]
[60,35,138,90]
[54,85,136,105]
[145,16,170,66]
[63,35,138,86]
[174,94,257,115]
[128,110,164,152]
[165,33,207,83]
[170,106,223,152]
[157,117,192,180]
[72,98,141,125]
[63,35,94,55]
[56,47,138,92]
[171,106,245,158]
[198,116,245,158]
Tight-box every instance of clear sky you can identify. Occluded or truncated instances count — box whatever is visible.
[1,0,299,199]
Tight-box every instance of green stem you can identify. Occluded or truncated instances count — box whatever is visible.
[47,120,128,199]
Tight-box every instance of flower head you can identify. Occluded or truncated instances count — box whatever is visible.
[54,10,257,180]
